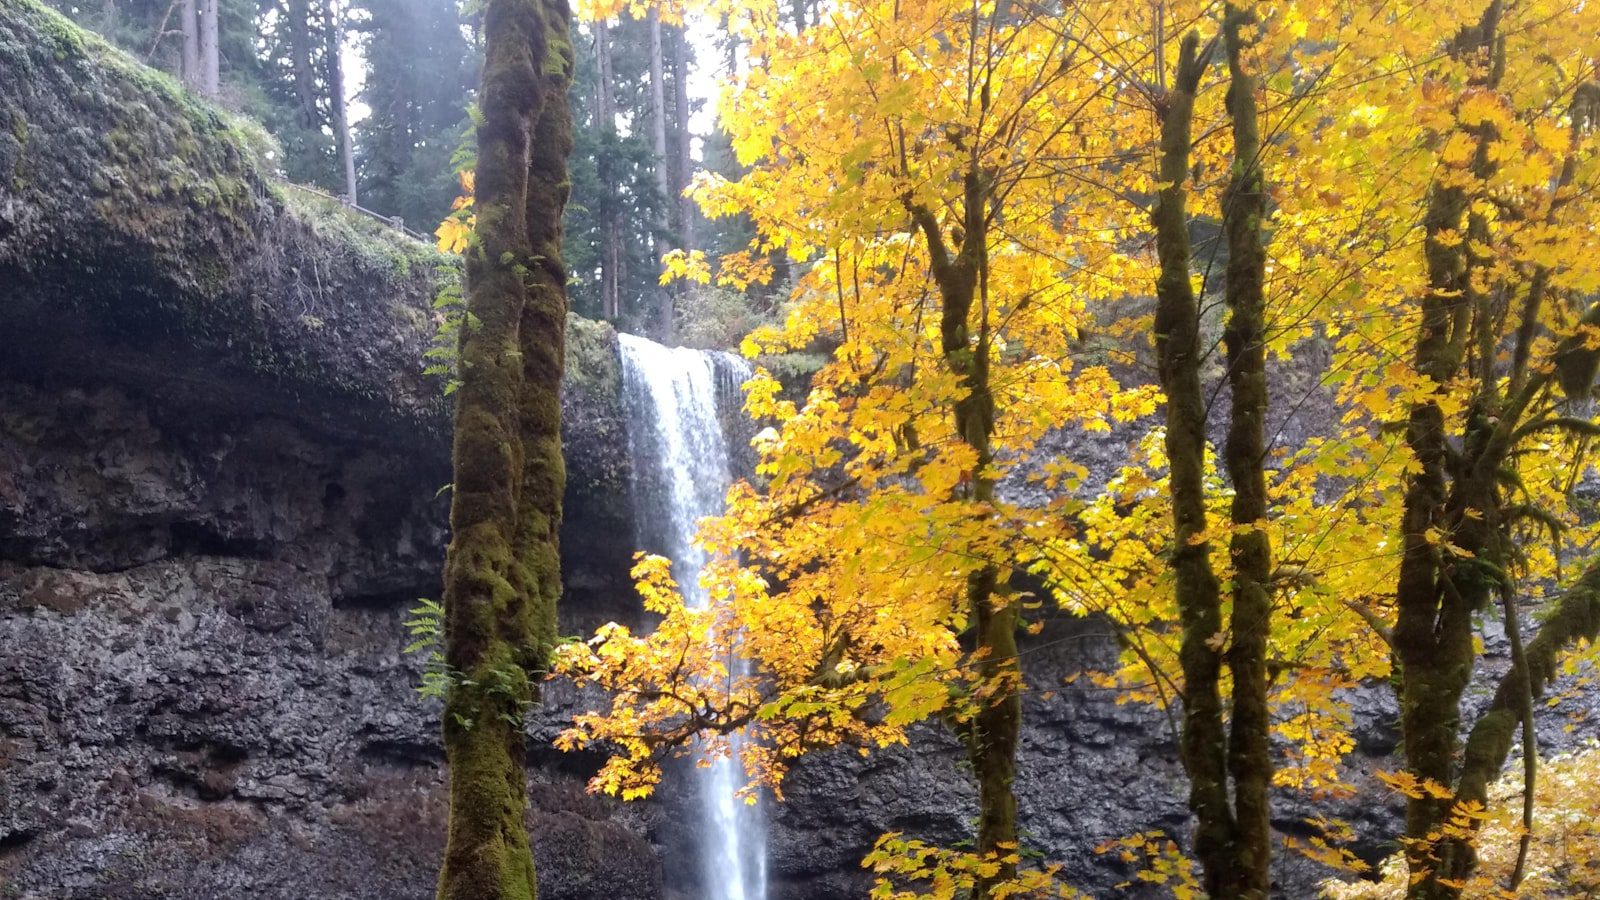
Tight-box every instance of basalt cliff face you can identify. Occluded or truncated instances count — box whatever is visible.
[3,2,1596,898]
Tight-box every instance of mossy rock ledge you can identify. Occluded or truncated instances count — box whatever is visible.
[0,0,631,598]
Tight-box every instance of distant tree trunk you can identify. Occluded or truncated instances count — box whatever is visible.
[199,0,219,96]
[593,21,615,127]
[287,0,318,129]
[670,26,694,251]
[594,20,621,321]
[433,0,573,894]
[180,0,200,89]
[647,8,672,340]
[326,0,358,206]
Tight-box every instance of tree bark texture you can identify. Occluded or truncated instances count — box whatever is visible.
[908,159,1015,900]
[326,0,358,205]
[434,0,573,895]
[1219,7,1273,896]
[1150,31,1248,899]
[671,25,694,251]
[180,0,199,89]
[1390,7,1504,897]
[199,0,219,96]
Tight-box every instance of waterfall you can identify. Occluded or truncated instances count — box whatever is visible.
[618,333,766,900]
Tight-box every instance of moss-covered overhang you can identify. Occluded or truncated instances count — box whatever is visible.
[0,0,455,433]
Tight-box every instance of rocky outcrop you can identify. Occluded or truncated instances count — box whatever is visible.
[0,2,647,894]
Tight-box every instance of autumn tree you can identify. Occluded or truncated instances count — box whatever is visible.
[557,0,1600,897]
[1368,5,1600,895]
[434,0,574,895]
[1148,9,1274,892]
[557,1,1154,896]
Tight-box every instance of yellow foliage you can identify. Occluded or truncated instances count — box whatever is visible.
[1325,745,1600,898]
[548,0,1600,889]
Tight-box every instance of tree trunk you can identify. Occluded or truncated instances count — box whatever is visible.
[1150,31,1250,899]
[199,0,219,96]
[326,0,358,206]
[908,160,1015,898]
[434,0,572,895]
[670,26,694,251]
[647,8,672,339]
[1390,7,1504,897]
[647,11,670,219]
[1219,7,1272,896]
[180,0,200,89]
[288,0,318,129]
[594,20,621,320]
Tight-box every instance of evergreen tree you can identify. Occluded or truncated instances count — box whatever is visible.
[354,0,474,227]
[562,19,664,329]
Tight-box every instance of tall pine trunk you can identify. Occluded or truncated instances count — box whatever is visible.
[180,0,199,89]
[594,21,621,321]
[326,0,358,206]
[647,8,673,339]
[288,0,318,129]
[199,0,219,96]
[434,0,573,895]
[670,26,694,251]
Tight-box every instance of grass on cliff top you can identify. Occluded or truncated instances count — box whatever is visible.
[4,0,446,279]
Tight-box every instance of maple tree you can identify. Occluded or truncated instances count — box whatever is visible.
[538,0,1600,896]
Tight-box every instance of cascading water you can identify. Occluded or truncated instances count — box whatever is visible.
[618,333,766,900]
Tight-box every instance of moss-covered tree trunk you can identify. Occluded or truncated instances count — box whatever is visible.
[435,0,572,896]
[1219,8,1272,896]
[1390,7,1502,897]
[909,160,1016,899]
[1151,32,1244,899]
[1151,21,1273,895]
[1396,78,1600,898]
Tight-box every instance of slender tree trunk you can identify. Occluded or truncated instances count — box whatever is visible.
[594,21,621,321]
[180,0,200,89]
[647,11,669,219]
[288,0,318,128]
[434,0,572,895]
[647,8,672,340]
[1151,31,1252,899]
[908,161,1016,899]
[670,26,694,251]
[327,0,358,206]
[199,0,220,96]
[1218,6,1274,895]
